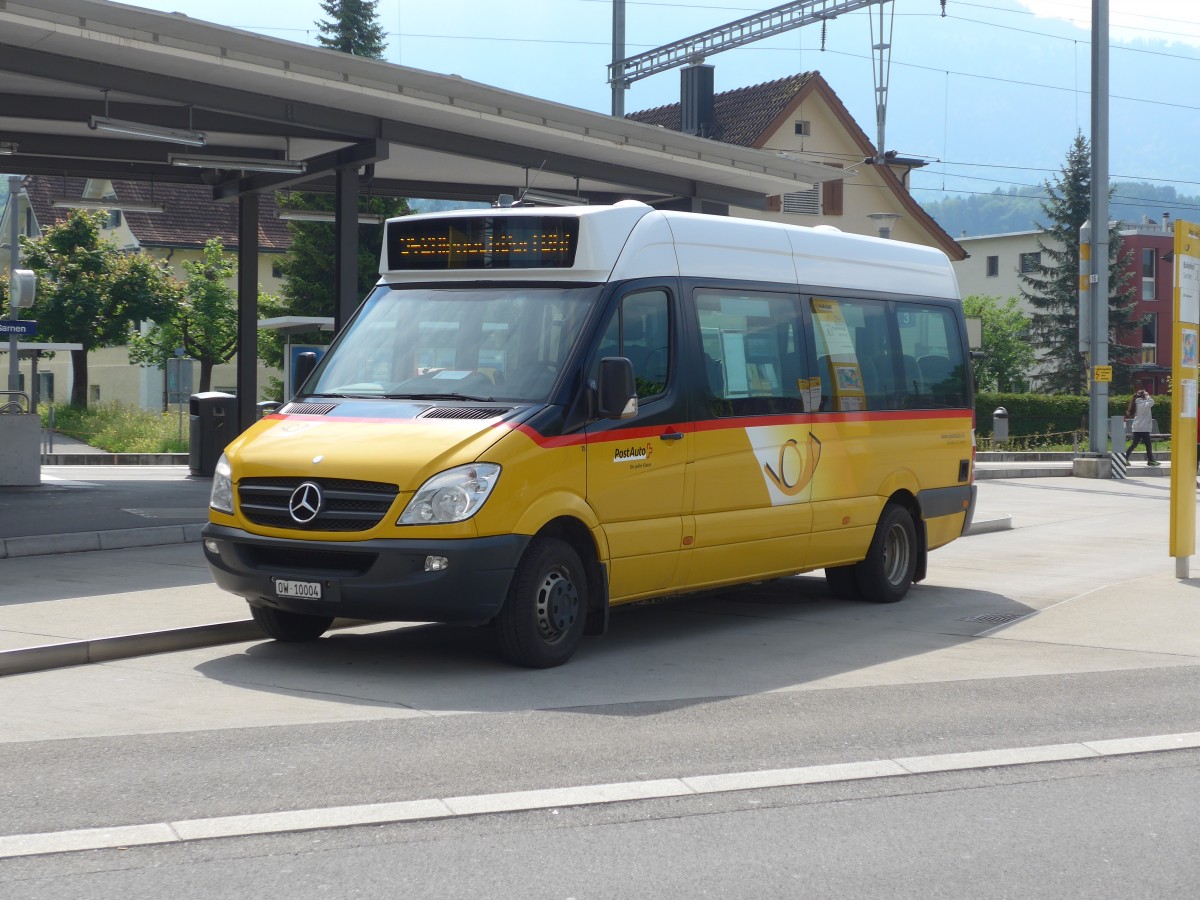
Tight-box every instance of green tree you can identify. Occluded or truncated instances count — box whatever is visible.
[315,0,386,58]
[1020,131,1139,395]
[20,211,178,407]
[129,239,286,400]
[276,192,408,322]
[128,239,234,397]
[962,295,1037,392]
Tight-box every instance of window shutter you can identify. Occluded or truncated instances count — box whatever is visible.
[822,164,844,216]
[782,187,820,215]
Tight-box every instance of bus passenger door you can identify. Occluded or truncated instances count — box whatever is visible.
[684,288,815,590]
[585,287,690,602]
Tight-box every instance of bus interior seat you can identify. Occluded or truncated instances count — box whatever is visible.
[917,355,957,401]
[902,355,924,401]
[857,356,882,409]
[704,353,725,397]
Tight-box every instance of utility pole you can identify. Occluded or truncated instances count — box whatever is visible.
[611,0,626,117]
[7,175,20,392]
[1088,0,1109,453]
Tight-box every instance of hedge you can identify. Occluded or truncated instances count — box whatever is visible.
[975,392,1151,439]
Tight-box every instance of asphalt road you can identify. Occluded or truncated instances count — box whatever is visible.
[1,476,1198,896]
[3,751,1196,899]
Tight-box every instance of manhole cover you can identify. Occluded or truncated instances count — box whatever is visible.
[958,613,1025,624]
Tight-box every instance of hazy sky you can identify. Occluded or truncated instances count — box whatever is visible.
[124,0,1200,205]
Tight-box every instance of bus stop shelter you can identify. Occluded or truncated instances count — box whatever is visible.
[0,0,846,432]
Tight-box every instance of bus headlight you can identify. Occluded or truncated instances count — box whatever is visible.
[399,463,501,525]
[210,453,234,514]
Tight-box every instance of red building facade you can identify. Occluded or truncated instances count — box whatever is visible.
[1119,215,1177,395]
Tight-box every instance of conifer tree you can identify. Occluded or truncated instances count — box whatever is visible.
[315,0,387,58]
[1020,132,1139,395]
[276,0,407,331]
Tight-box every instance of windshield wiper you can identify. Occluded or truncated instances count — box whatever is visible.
[305,392,380,399]
[386,392,496,402]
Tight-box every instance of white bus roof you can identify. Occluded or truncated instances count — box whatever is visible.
[379,202,960,301]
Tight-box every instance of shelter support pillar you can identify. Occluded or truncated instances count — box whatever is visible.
[334,165,360,334]
[237,192,259,434]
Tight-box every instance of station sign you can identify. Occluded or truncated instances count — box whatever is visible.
[0,320,37,337]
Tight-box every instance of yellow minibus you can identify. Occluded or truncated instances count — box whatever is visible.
[203,201,976,667]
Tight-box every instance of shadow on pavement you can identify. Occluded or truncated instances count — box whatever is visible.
[193,575,1033,716]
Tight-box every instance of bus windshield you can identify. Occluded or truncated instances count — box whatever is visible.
[308,284,601,403]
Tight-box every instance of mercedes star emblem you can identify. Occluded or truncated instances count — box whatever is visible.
[288,481,323,524]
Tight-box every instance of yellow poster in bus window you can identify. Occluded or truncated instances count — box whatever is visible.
[811,298,854,356]
[812,298,866,411]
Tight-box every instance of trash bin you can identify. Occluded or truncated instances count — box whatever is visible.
[189,391,236,477]
[992,406,1009,443]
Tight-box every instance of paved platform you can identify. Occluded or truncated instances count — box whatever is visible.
[1,435,1196,678]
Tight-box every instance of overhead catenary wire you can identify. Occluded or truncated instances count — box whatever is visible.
[146,2,1200,195]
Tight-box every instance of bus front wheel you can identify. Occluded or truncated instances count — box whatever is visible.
[854,504,917,603]
[496,537,587,668]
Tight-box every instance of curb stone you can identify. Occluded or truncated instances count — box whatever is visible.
[0,524,204,560]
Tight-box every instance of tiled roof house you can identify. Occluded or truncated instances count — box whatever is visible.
[22,175,292,289]
[627,71,965,260]
[14,175,292,409]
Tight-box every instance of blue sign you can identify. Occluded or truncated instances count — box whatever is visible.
[0,320,36,337]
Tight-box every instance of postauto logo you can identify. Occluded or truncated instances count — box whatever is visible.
[612,444,652,462]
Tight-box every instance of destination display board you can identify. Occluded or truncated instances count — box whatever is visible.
[386,216,579,270]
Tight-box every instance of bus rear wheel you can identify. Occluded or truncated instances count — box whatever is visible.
[853,503,917,603]
[496,537,587,668]
[824,564,861,601]
[249,604,334,641]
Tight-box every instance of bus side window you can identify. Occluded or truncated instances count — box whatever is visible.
[593,289,671,401]
[694,288,807,417]
[897,304,967,408]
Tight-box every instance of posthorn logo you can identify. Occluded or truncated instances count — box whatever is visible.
[288,482,323,524]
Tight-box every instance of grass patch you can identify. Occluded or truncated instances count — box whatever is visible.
[41,402,189,453]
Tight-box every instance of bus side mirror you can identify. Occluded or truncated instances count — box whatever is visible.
[596,356,637,420]
[293,351,318,394]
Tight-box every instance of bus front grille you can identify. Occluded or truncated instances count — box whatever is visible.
[238,477,399,532]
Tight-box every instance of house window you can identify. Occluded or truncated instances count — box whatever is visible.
[90,385,101,403]
[794,121,811,136]
[781,187,820,215]
[271,262,283,279]
[986,256,999,277]
[1019,252,1040,274]
[106,209,122,229]
[1141,248,1156,300]
[1142,314,1157,365]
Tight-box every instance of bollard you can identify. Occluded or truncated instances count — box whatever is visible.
[1109,416,1128,479]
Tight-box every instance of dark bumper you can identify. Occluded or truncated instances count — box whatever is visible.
[201,523,530,624]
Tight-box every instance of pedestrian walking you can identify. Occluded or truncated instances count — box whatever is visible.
[1126,389,1159,466]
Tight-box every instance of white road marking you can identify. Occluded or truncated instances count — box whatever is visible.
[2,731,1198,860]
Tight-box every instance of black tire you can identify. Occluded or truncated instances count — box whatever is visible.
[249,604,334,641]
[496,537,587,668]
[824,564,862,600]
[853,503,918,604]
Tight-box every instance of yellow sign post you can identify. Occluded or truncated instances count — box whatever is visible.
[1093,365,1113,383]
[1170,220,1200,576]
